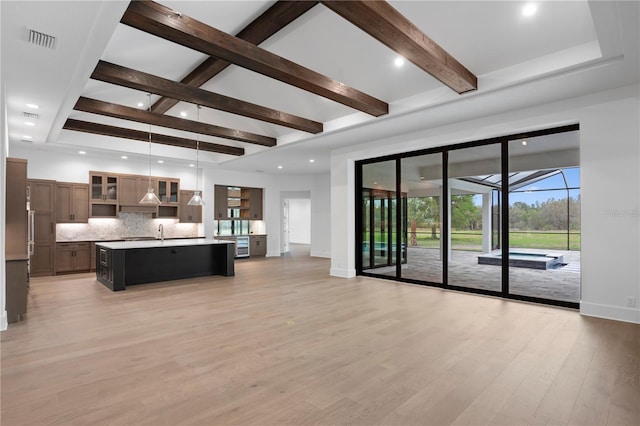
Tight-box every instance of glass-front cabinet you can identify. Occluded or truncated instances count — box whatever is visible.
[90,173,118,204]
[89,172,118,218]
[157,179,179,203]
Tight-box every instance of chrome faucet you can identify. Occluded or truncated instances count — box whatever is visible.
[158,224,164,241]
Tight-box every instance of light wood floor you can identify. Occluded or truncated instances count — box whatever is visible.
[2,248,639,425]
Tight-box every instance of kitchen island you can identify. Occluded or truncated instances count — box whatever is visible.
[95,239,235,291]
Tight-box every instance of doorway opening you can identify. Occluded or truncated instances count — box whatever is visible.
[281,191,311,257]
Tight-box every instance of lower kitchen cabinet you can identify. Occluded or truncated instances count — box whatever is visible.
[56,242,91,274]
[6,259,28,323]
[250,235,267,257]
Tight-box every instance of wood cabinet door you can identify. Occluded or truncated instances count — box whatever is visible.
[55,245,75,273]
[28,180,55,212]
[179,190,203,223]
[250,236,267,256]
[72,185,89,222]
[249,188,263,220]
[118,175,139,205]
[214,185,228,219]
[74,244,91,271]
[55,184,73,222]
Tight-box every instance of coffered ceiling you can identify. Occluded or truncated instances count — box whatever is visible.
[2,1,638,174]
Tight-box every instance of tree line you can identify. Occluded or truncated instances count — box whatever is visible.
[407,194,580,233]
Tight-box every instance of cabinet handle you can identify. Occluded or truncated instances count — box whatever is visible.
[51,222,54,234]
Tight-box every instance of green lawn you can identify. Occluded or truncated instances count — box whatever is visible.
[365,229,581,251]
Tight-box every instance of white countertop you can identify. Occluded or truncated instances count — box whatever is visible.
[95,238,234,250]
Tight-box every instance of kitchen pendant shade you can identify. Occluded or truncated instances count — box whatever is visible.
[187,190,205,206]
[139,92,161,205]
[190,104,206,205]
[139,186,161,205]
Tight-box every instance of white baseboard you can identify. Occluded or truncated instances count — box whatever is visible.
[581,302,640,324]
[330,267,356,278]
[1,311,7,331]
[310,251,331,258]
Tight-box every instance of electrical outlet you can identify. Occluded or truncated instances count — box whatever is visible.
[627,297,637,308]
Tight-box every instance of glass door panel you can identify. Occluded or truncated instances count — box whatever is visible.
[361,160,398,275]
[447,144,502,292]
[400,153,443,283]
[508,134,581,303]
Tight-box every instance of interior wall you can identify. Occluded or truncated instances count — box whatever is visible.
[331,84,640,324]
[287,199,311,244]
[1,88,8,330]
[311,173,331,258]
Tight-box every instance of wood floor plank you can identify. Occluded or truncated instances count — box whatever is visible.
[1,247,638,425]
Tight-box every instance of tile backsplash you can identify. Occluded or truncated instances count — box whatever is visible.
[57,213,202,242]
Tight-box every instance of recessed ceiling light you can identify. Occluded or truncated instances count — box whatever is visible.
[24,121,35,126]
[121,155,128,159]
[26,103,39,109]
[22,135,32,139]
[394,57,405,67]
[180,111,187,117]
[137,102,144,108]
[522,3,537,17]
[309,159,315,163]
[189,164,195,167]
[420,176,425,180]
[522,140,528,146]
[373,181,378,185]
[277,165,283,169]
[78,151,86,155]
[158,160,164,164]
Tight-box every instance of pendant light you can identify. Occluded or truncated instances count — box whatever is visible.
[139,93,161,205]
[188,104,206,206]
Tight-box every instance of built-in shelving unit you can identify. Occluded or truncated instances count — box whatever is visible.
[214,185,263,220]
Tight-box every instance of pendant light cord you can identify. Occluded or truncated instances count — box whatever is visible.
[147,93,152,188]
[196,105,200,192]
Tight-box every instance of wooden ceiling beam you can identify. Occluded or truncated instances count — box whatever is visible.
[121,0,389,117]
[91,61,322,134]
[63,119,244,156]
[152,1,319,114]
[74,97,276,147]
[321,0,477,94]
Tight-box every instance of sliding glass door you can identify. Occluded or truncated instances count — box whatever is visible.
[401,153,443,284]
[356,125,580,309]
[508,133,581,303]
[361,160,399,275]
[447,144,502,293]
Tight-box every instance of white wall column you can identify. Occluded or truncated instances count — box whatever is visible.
[482,192,492,253]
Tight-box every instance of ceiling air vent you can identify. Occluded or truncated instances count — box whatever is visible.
[22,112,39,120]
[28,29,56,49]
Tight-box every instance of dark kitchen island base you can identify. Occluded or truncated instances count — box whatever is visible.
[96,239,235,291]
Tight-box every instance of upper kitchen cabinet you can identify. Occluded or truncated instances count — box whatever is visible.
[118,175,158,214]
[247,188,263,220]
[89,172,118,218]
[179,190,202,223]
[56,182,89,223]
[214,185,263,220]
[214,185,228,219]
[157,179,179,204]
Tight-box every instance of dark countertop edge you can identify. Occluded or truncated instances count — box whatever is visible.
[95,239,235,250]
[214,234,267,237]
[6,255,29,261]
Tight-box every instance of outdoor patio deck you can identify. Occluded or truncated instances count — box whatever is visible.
[366,247,580,303]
